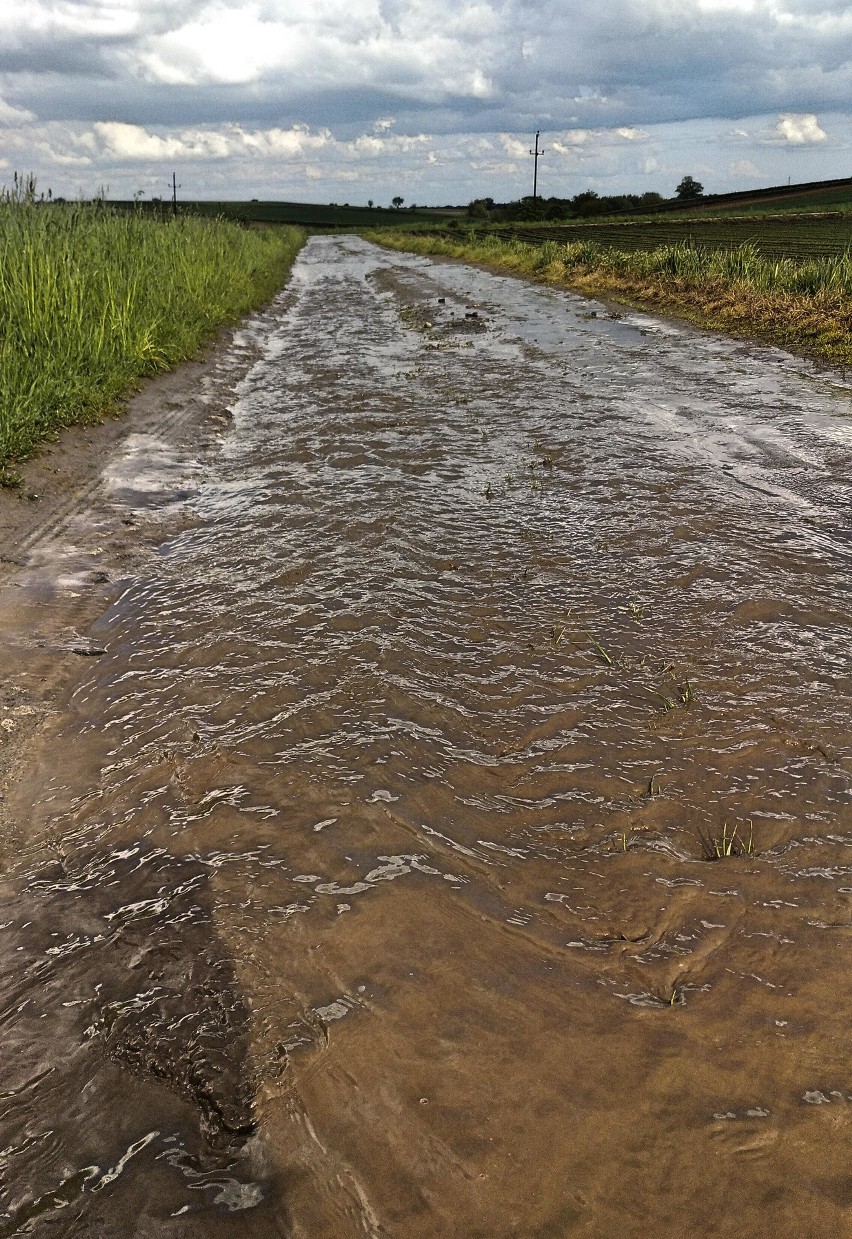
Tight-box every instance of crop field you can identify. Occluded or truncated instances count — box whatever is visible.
[112,199,459,229]
[494,212,852,259]
[0,195,305,479]
[670,187,852,217]
[656,176,852,218]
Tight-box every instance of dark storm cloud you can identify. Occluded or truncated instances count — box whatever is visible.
[1,0,850,131]
[0,38,122,79]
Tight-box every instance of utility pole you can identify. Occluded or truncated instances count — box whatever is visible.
[171,171,180,217]
[529,131,544,200]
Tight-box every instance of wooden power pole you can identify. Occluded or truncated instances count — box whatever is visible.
[529,131,544,200]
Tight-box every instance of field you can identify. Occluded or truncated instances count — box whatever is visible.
[0,195,305,481]
[651,174,852,217]
[495,212,852,260]
[112,198,460,229]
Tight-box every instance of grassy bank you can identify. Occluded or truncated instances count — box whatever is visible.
[0,196,305,482]
[373,229,852,368]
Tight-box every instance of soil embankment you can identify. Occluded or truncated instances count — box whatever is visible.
[1,236,851,1237]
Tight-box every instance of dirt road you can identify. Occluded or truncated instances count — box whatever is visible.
[1,235,850,1237]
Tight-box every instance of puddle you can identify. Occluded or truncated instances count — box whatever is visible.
[0,234,850,1236]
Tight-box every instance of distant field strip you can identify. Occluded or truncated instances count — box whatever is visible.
[494,214,852,260]
[495,213,852,258]
[0,200,305,478]
[111,200,459,229]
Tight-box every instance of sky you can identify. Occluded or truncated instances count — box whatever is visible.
[0,0,850,205]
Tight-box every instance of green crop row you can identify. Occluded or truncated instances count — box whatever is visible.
[0,192,305,479]
[490,214,852,260]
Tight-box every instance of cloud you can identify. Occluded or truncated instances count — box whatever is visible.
[772,112,828,143]
[3,109,850,204]
[0,1,850,200]
[94,121,242,160]
[730,157,762,177]
[1,0,851,133]
[0,93,35,125]
[86,118,433,168]
[499,134,529,159]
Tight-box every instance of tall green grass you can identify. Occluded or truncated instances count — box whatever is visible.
[0,185,305,479]
[374,228,852,365]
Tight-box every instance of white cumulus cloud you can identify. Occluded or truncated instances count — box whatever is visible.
[772,113,828,143]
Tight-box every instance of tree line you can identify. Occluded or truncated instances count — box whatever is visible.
[468,177,704,222]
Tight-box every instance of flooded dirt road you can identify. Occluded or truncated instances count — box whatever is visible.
[1,235,851,1237]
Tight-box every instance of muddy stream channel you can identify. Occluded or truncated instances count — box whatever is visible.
[1,235,851,1237]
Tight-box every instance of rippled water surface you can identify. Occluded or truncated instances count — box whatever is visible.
[2,236,851,1237]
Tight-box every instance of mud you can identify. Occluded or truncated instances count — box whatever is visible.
[0,235,850,1237]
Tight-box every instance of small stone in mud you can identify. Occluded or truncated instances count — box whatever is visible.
[465,310,479,319]
[69,644,107,657]
[437,297,446,304]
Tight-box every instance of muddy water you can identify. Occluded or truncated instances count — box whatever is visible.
[1,235,851,1237]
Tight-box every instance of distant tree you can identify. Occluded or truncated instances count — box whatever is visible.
[675,175,704,201]
[509,194,549,221]
[571,190,604,217]
[392,195,404,209]
[639,191,665,210]
[467,198,489,219]
[368,199,374,209]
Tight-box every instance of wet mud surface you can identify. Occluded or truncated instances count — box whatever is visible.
[1,235,850,1236]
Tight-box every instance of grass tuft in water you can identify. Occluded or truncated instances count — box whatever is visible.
[587,633,614,666]
[699,821,755,861]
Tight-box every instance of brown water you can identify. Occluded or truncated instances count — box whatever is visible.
[1,235,851,1237]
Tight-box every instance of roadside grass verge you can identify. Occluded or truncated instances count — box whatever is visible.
[0,193,305,482]
[371,229,852,368]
